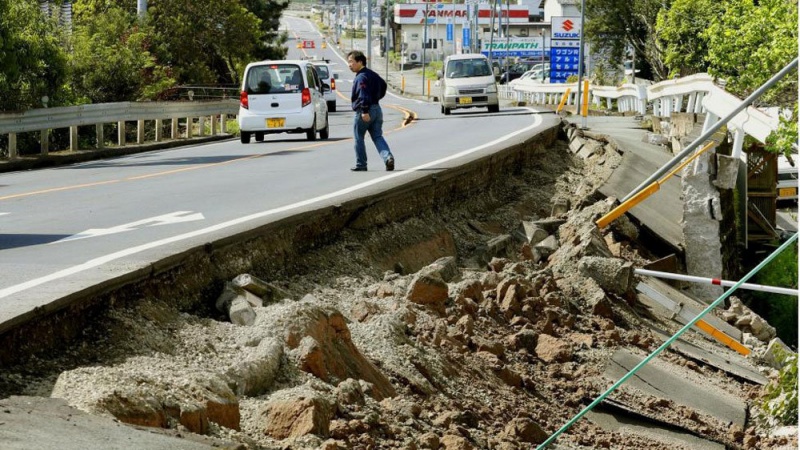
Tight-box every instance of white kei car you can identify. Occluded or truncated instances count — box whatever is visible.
[309,60,339,112]
[238,60,329,144]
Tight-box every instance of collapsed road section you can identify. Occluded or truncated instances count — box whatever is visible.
[0,121,794,450]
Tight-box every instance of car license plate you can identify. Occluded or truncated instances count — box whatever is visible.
[458,97,472,105]
[778,187,796,198]
[266,118,285,128]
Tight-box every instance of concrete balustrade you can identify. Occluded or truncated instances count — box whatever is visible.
[0,101,238,160]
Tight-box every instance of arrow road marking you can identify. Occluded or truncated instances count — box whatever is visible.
[52,211,205,243]
[0,111,544,300]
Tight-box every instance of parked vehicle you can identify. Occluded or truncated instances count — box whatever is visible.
[436,54,499,115]
[509,67,550,86]
[777,154,798,202]
[498,60,543,84]
[308,59,339,112]
[238,60,329,144]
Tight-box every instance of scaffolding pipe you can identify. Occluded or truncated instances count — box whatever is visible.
[536,233,798,449]
[636,268,798,296]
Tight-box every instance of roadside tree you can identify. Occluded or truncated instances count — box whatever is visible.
[0,0,68,110]
[69,7,174,103]
[584,0,668,81]
[655,0,719,78]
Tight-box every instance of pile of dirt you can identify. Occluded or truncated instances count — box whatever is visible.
[0,135,793,450]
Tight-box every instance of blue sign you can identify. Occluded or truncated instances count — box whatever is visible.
[446,23,453,42]
[549,47,579,83]
[463,27,470,48]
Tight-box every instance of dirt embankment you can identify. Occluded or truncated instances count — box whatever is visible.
[0,130,792,450]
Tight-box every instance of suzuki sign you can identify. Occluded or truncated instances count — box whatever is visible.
[551,16,582,40]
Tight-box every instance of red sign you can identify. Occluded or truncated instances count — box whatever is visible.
[301,40,316,49]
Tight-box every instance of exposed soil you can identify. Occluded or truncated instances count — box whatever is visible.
[0,129,793,450]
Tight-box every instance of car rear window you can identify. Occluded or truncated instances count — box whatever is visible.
[245,64,304,94]
[313,65,330,78]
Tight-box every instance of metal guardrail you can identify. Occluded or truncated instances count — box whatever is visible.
[0,100,239,159]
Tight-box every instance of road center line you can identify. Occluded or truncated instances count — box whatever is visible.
[0,112,542,300]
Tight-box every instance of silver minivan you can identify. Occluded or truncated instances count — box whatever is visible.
[436,54,500,115]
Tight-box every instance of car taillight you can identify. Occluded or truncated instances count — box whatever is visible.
[330,78,336,90]
[240,91,249,109]
[301,88,311,107]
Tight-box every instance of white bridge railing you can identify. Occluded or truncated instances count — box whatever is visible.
[0,100,239,160]
[504,73,781,150]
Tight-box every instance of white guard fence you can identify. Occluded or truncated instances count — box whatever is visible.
[502,73,782,153]
[0,100,239,160]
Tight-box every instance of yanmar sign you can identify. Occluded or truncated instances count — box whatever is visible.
[551,16,582,40]
[394,4,530,25]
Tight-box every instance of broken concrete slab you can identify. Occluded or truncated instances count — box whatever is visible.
[637,278,742,342]
[648,327,768,385]
[586,405,725,450]
[0,396,231,450]
[604,348,747,427]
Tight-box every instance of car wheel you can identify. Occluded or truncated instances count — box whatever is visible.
[306,116,318,141]
[443,107,451,115]
[488,104,500,113]
[255,132,264,142]
[327,100,336,113]
[240,132,251,144]
[320,113,330,139]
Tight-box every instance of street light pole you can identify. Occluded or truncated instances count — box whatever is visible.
[539,29,545,82]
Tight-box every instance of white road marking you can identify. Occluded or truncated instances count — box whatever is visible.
[52,211,205,243]
[0,112,543,300]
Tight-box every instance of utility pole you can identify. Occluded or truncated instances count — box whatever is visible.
[366,0,372,65]
[575,0,587,128]
[423,2,429,94]
[503,0,510,79]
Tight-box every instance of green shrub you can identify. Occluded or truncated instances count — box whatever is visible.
[758,351,798,427]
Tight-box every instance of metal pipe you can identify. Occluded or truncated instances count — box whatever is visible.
[635,269,798,296]
[622,57,799,203]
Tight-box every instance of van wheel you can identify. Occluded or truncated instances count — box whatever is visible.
[488,104,500,113]
[306,116,318,141]
[255,132,265,142]
[327,101,336,112]
[319,114,330,139]
[443,107,451,115]
[240,132,251,144]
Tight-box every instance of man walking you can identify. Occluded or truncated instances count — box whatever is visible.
[347,50,395,172]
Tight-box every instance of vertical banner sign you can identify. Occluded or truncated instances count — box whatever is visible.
[550,16,581,83]
[462,26,470,49]
[446,23,453,42]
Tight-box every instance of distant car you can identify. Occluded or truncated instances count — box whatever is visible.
[777,154,798,202]
[309,60,339,112]
[436,53,499,115]
[238,60,329,144]
[509,67,550,86]
[498,61,543,84]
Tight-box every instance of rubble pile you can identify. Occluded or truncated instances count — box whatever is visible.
[2,134,795,449]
